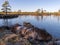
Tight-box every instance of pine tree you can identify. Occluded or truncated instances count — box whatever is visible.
[1,0,11,26]
[1,0,11,15]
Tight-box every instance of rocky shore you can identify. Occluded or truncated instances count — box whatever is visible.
[0,22,60,45]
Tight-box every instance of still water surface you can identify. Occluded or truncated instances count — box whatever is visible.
[0,15,60,38]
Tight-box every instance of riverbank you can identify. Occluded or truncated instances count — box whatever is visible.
[0,22,60,45]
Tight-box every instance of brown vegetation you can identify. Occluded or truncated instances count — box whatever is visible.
[0,12,51,16]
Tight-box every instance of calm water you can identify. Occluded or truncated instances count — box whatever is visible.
[0,15,60,38]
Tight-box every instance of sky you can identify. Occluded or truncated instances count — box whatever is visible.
[0,0,60,12]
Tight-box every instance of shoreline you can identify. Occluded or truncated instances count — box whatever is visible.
[0,12,60,16]
[0,22,60,45]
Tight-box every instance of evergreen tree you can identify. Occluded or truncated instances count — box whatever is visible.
[1,0,11,14]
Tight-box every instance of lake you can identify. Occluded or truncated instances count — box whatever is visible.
[0,15,60,38]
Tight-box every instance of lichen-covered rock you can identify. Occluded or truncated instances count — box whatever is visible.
[19,22,52,42]
[0,22,53,45]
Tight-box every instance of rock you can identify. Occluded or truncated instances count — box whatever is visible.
[11,23,22,34]
[34,27,52,42]
[0,40,6,45]
[6,37,31,45]
[23,22,34,28]
[20,28,37,39]
[19,23,52,42]
[0,22,53,45]
[2,34,18,42]
[11,22,52,42]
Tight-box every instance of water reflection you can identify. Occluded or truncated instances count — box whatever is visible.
[0,15,60,38]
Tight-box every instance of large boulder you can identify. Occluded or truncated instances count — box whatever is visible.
[19,23,52,42]
[11,22,52,42]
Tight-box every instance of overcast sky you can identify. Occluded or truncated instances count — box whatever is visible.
[0,0,60,12]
